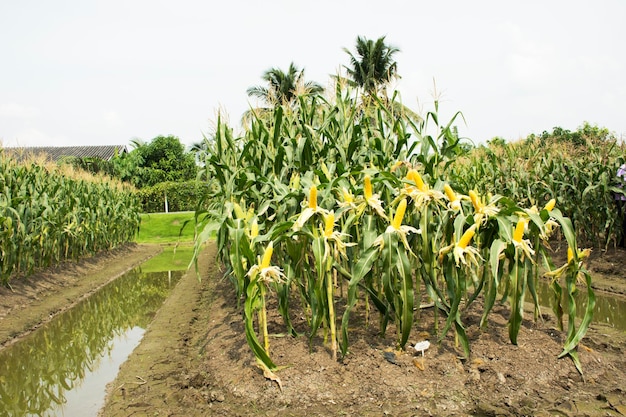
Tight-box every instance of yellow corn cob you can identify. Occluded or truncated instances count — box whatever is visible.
[544,198,556,212]
[513,219,525,243]
[233,202,245,219]
[261,241,274,269]
[324,212,335,237]
[392,199,407,230]
[309,185,318,209]
[458,224,477,249]
[469,190,482,212]
[250,218,259,239]
[567,247,574,263]
[342,188,354,204]
[364,175,373,200]
[444,184,457,202]
[407,169,426,192]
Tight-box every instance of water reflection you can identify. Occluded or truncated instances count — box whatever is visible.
[0,269,183,416]
[535,280,626,331]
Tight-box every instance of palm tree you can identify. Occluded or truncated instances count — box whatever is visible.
[247,62,324,107]
[343,35,400,97]
[341,36,423,124]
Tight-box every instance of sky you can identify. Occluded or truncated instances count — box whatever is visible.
[1,0,624,149]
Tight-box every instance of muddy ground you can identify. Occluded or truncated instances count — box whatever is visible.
[1,243,625,416]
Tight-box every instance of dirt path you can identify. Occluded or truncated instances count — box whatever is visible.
[96,243,626,417]
[98,244,219,416]
[0,243,161,348]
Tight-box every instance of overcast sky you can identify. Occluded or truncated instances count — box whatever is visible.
[1,0,624,149]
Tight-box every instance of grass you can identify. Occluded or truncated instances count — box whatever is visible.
[136,211,197,244]
[135,211,204,272]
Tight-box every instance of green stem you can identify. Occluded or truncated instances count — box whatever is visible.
[326,261,337,361]
[260,284,269,355]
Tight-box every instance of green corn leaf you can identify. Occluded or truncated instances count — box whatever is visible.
[558,269,595,375]
[340,244,380,356]
[549,208,577,254]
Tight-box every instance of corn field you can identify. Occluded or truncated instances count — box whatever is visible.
[0,154,141,286]
[448,127,626,249]
[195,83,598,376]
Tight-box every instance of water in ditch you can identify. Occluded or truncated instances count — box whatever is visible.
[0,267,183,416]
[534,279,626,331]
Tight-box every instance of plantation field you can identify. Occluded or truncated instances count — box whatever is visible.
[0,224,623,415]
[3,78,626,414]
[99,241,626,416]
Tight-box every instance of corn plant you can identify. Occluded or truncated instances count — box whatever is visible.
[194,82,595,375]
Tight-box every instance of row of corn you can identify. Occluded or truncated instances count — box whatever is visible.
[449,129,626,248]
[0,155,141,285]
[195,83,596,375]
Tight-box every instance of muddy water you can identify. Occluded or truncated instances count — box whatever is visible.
[0,268,183,416]
[535,280,626,331]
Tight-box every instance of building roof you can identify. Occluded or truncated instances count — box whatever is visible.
[1,145,128,162]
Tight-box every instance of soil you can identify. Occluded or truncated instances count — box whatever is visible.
[1,242,625,416]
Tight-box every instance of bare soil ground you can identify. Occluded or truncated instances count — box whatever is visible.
[101,243,626,417]
[1,243,625,416]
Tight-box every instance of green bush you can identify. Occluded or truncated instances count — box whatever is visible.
[137,180,211,213]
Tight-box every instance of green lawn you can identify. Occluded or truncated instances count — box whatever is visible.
[135,211,209,272]
[136,211,197,244]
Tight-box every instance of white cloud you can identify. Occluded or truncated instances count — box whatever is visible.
[2,128,71,148]
[0,103,40,119]
[102,110,123,128]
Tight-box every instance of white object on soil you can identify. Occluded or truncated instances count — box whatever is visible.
[413,340,430,357]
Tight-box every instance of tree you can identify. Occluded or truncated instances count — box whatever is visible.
[116,135,198,189]
[341,35,423,125]
[343,35,400,97]
[246,62,323,107]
